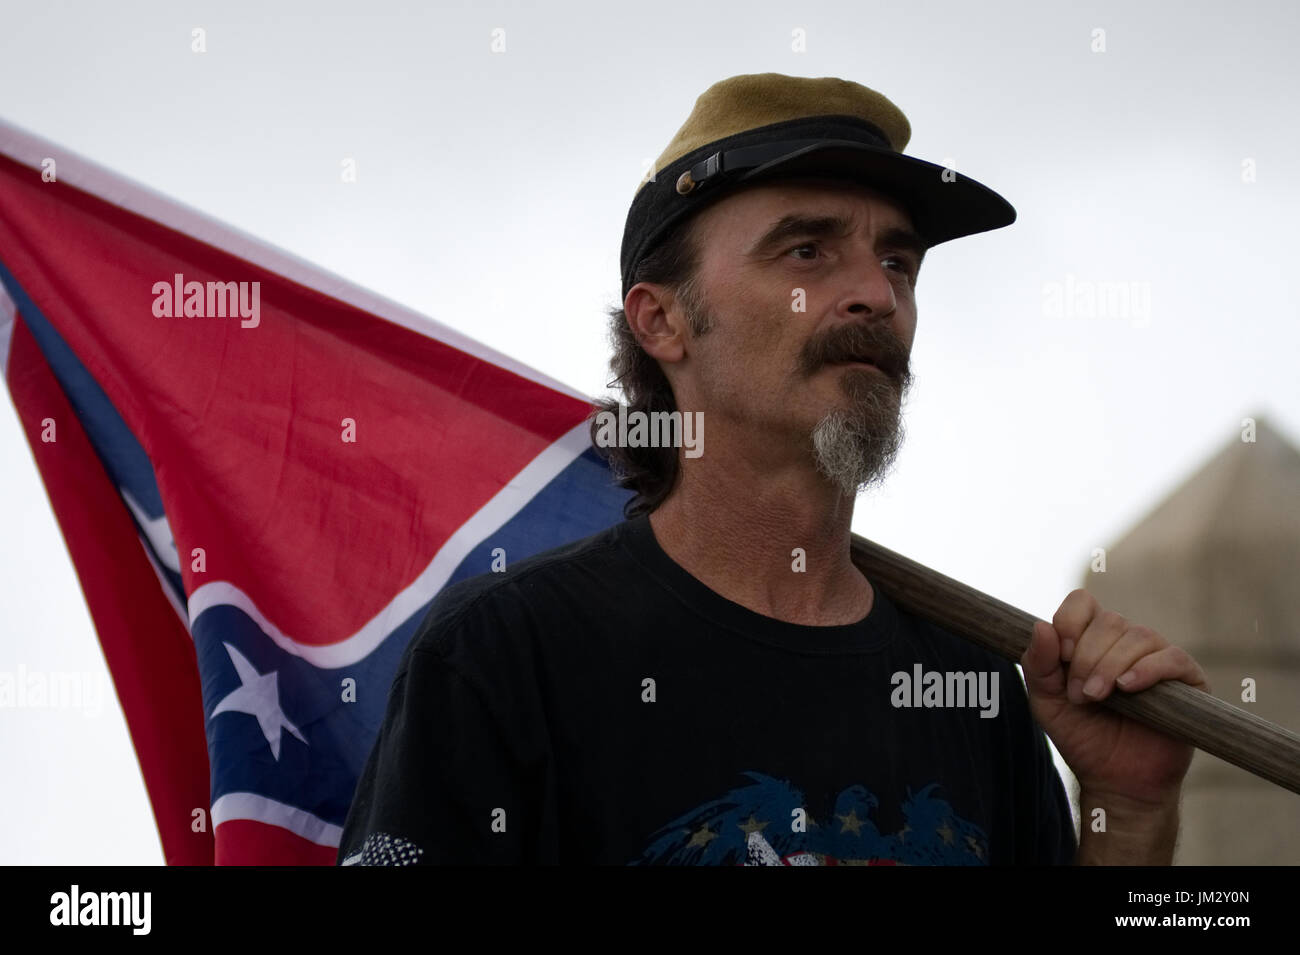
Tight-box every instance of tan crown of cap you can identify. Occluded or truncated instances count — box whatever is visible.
[636,73,913,197]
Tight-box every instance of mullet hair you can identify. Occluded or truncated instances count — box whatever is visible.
[591,220,703,518]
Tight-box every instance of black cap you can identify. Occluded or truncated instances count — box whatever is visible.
[620,73,1017,299]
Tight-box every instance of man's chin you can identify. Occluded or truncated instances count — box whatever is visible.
[841,382,903,427]
[810,402,907,497]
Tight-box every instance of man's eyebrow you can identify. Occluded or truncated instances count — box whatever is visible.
[745,214,855,258]
[745,214,928,267]
[877,226,928,269]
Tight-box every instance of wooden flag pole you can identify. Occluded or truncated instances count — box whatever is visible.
[850,533,1300,797]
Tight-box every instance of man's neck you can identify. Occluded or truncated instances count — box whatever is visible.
[647,462,873,627]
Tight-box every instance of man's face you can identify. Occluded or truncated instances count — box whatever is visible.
[668,177,921,494]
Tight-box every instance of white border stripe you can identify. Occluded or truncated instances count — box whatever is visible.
[211,792,342,848]
[0,117,589,402]
[122,486,181,572]
[0,279,15,382]
[136,531,191,638]
[187,420,595,669]
[2,279,190,635]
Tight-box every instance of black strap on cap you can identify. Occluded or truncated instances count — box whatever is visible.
[675,139,834,195]
[622,116,895,298]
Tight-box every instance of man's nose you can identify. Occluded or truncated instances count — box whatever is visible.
[838,256,898,319]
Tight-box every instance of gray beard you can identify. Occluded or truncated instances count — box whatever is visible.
[811,371,908,496]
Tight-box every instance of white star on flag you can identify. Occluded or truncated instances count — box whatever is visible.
[211,642,307,760]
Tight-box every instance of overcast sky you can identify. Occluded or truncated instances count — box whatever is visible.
[2,0,1297,864]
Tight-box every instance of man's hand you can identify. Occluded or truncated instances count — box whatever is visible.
[1020,589,1211,823]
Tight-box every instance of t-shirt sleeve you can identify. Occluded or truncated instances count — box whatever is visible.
[1027,721,1079,865]
[1007,659,1077,864]
[336,635,554,865]
[993,659,1077,865]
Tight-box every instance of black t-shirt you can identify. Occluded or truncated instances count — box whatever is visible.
[338,515,1078,865]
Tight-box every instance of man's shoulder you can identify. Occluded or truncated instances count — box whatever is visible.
[407,519,633,659]
[898,609,1030,703]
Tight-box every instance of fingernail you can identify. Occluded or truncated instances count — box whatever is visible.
[1061,638,1074,660]
[1083,674,1104,698]
[1117,670,1136,687]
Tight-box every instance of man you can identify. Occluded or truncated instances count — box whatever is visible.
[338,73,1209,865]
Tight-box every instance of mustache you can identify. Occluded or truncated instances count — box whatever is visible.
[798,322,910,380]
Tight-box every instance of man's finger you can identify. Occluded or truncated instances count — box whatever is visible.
[1109,644,1212,696]
[1021,620,1067,696]
[1074,625,1166,703]
[1064,609,1131,704]
[1052,588,1101,660]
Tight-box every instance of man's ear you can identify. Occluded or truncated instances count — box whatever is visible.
[624,283,688,364]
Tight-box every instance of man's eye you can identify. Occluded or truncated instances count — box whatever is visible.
[787,242,820,260]
[883,255,917,280]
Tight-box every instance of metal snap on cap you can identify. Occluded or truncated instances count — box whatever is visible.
[675,171,695,194]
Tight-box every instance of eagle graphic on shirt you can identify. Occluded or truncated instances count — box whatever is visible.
[632,772,988,866]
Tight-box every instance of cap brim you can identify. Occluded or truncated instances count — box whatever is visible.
[736,141,1016,246]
